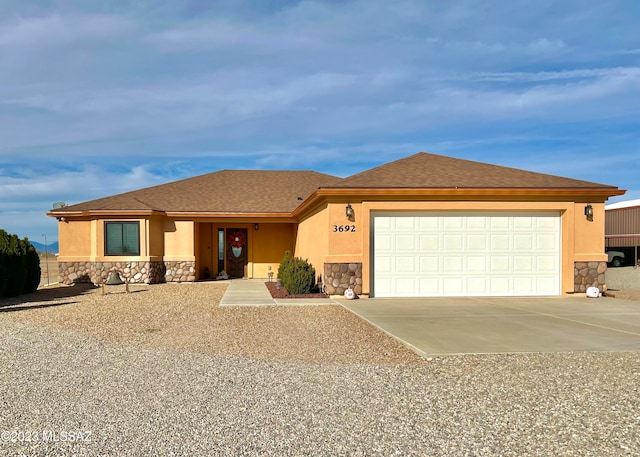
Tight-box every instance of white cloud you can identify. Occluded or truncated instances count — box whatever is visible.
[0,0,639,241]
[0,165,164,205]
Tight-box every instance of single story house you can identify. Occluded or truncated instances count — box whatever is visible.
[47,152,624,297]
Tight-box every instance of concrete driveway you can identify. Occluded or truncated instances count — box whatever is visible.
[338,296,640,356]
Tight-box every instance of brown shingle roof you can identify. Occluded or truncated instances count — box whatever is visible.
[58,170,341,214]
[326,152,617,189]
[53,152,622,216]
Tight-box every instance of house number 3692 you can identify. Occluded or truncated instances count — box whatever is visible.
[333,225,356,232]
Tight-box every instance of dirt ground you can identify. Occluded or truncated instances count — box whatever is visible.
[38,256,59,287]
[2,282,423,366]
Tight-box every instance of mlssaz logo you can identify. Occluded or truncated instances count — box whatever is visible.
[42,430,92,442]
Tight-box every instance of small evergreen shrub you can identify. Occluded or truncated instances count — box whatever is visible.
[277,250,292,284]
[277,251,316,295]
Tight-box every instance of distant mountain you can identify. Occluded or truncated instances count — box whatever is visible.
[30,241,59,254]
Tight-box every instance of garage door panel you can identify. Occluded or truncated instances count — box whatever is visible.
[467,256,487,272]
[513,234,534,251]
[443,234,463,250]
[419,277,440,295]
[490,277,511,294]
[375,217,392,230]
[420,256,440,272]
[396,256,416,272]
[467,234,488,250]
[373,212,561,297]
[490,256,511,272]
[536,277,559,294]
[395,235,415,251]
[513,217,535,230]
[374,256,393,273]
[513,256,534,273]
[420,234,439,250]
[490,217,510,229]
[443,256,464,273]
[394,277,419,296]
[467,277,488,294]
[537,234,558,250]
[419,218,439,230]
[513,277,534,294]
[444,217,464,229]
[467,216,488,229]
[375,278,393,296]
[536,256,558,273]
[490,234,511,250]
[443,277,464,294]
[537,217,559,229]
[396,218,418,230]
[375,233,392,250]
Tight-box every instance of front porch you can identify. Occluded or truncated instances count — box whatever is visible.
[195,222,296,280]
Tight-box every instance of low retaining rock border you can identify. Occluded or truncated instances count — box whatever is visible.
[58,261,195,284]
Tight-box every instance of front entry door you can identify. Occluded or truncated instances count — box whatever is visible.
[226,228,248,278]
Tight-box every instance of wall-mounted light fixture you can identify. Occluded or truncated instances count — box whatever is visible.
[57,216,68,223]
[254,223,259,230]
[584,204,594,221]
[345,203,354,219]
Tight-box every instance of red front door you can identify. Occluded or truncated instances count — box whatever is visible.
[226,228,248,278]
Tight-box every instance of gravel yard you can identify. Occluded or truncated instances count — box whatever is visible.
[1,283,640,456]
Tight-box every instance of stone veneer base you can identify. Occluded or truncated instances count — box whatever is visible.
[58,261,195,285]
[574,261,607,293]
[323,262,362,296]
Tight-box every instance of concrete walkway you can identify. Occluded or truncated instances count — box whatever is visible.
[219,279,337,306]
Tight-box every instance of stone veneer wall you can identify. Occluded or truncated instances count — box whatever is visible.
[574,261,607,292]
[165,261,197,282]
[58,261,196,285]
[323,262,362,296]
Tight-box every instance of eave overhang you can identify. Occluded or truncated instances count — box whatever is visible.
[292,186,626,218]
[46,209,164,218]
[46,209,297,223]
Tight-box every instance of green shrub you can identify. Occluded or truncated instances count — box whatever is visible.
[278,251,316,295]
[277,250,292,283]
[4,234,26,297]
[0,231,39,297]
[0,230,7,297]
[22,238,41,294]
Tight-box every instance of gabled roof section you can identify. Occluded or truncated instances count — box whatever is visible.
[326,152,619,190]
[54,170,341,214]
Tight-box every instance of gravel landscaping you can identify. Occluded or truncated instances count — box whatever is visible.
[1,283,640,456]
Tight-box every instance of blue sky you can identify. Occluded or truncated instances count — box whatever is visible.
[1,0,639,244]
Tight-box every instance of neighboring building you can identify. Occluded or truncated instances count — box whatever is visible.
[605,199,640,266]
[47,152,624,297]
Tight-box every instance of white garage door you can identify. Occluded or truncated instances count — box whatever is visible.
[373,212,561,297]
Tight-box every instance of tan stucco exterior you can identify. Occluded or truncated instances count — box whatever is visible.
[295,198,609,296]
[53,198,611,295]
[49,153,622,294]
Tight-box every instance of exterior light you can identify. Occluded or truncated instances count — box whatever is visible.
[346,203,354,219]
[585,204,594,221]
[254,223,259,230]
